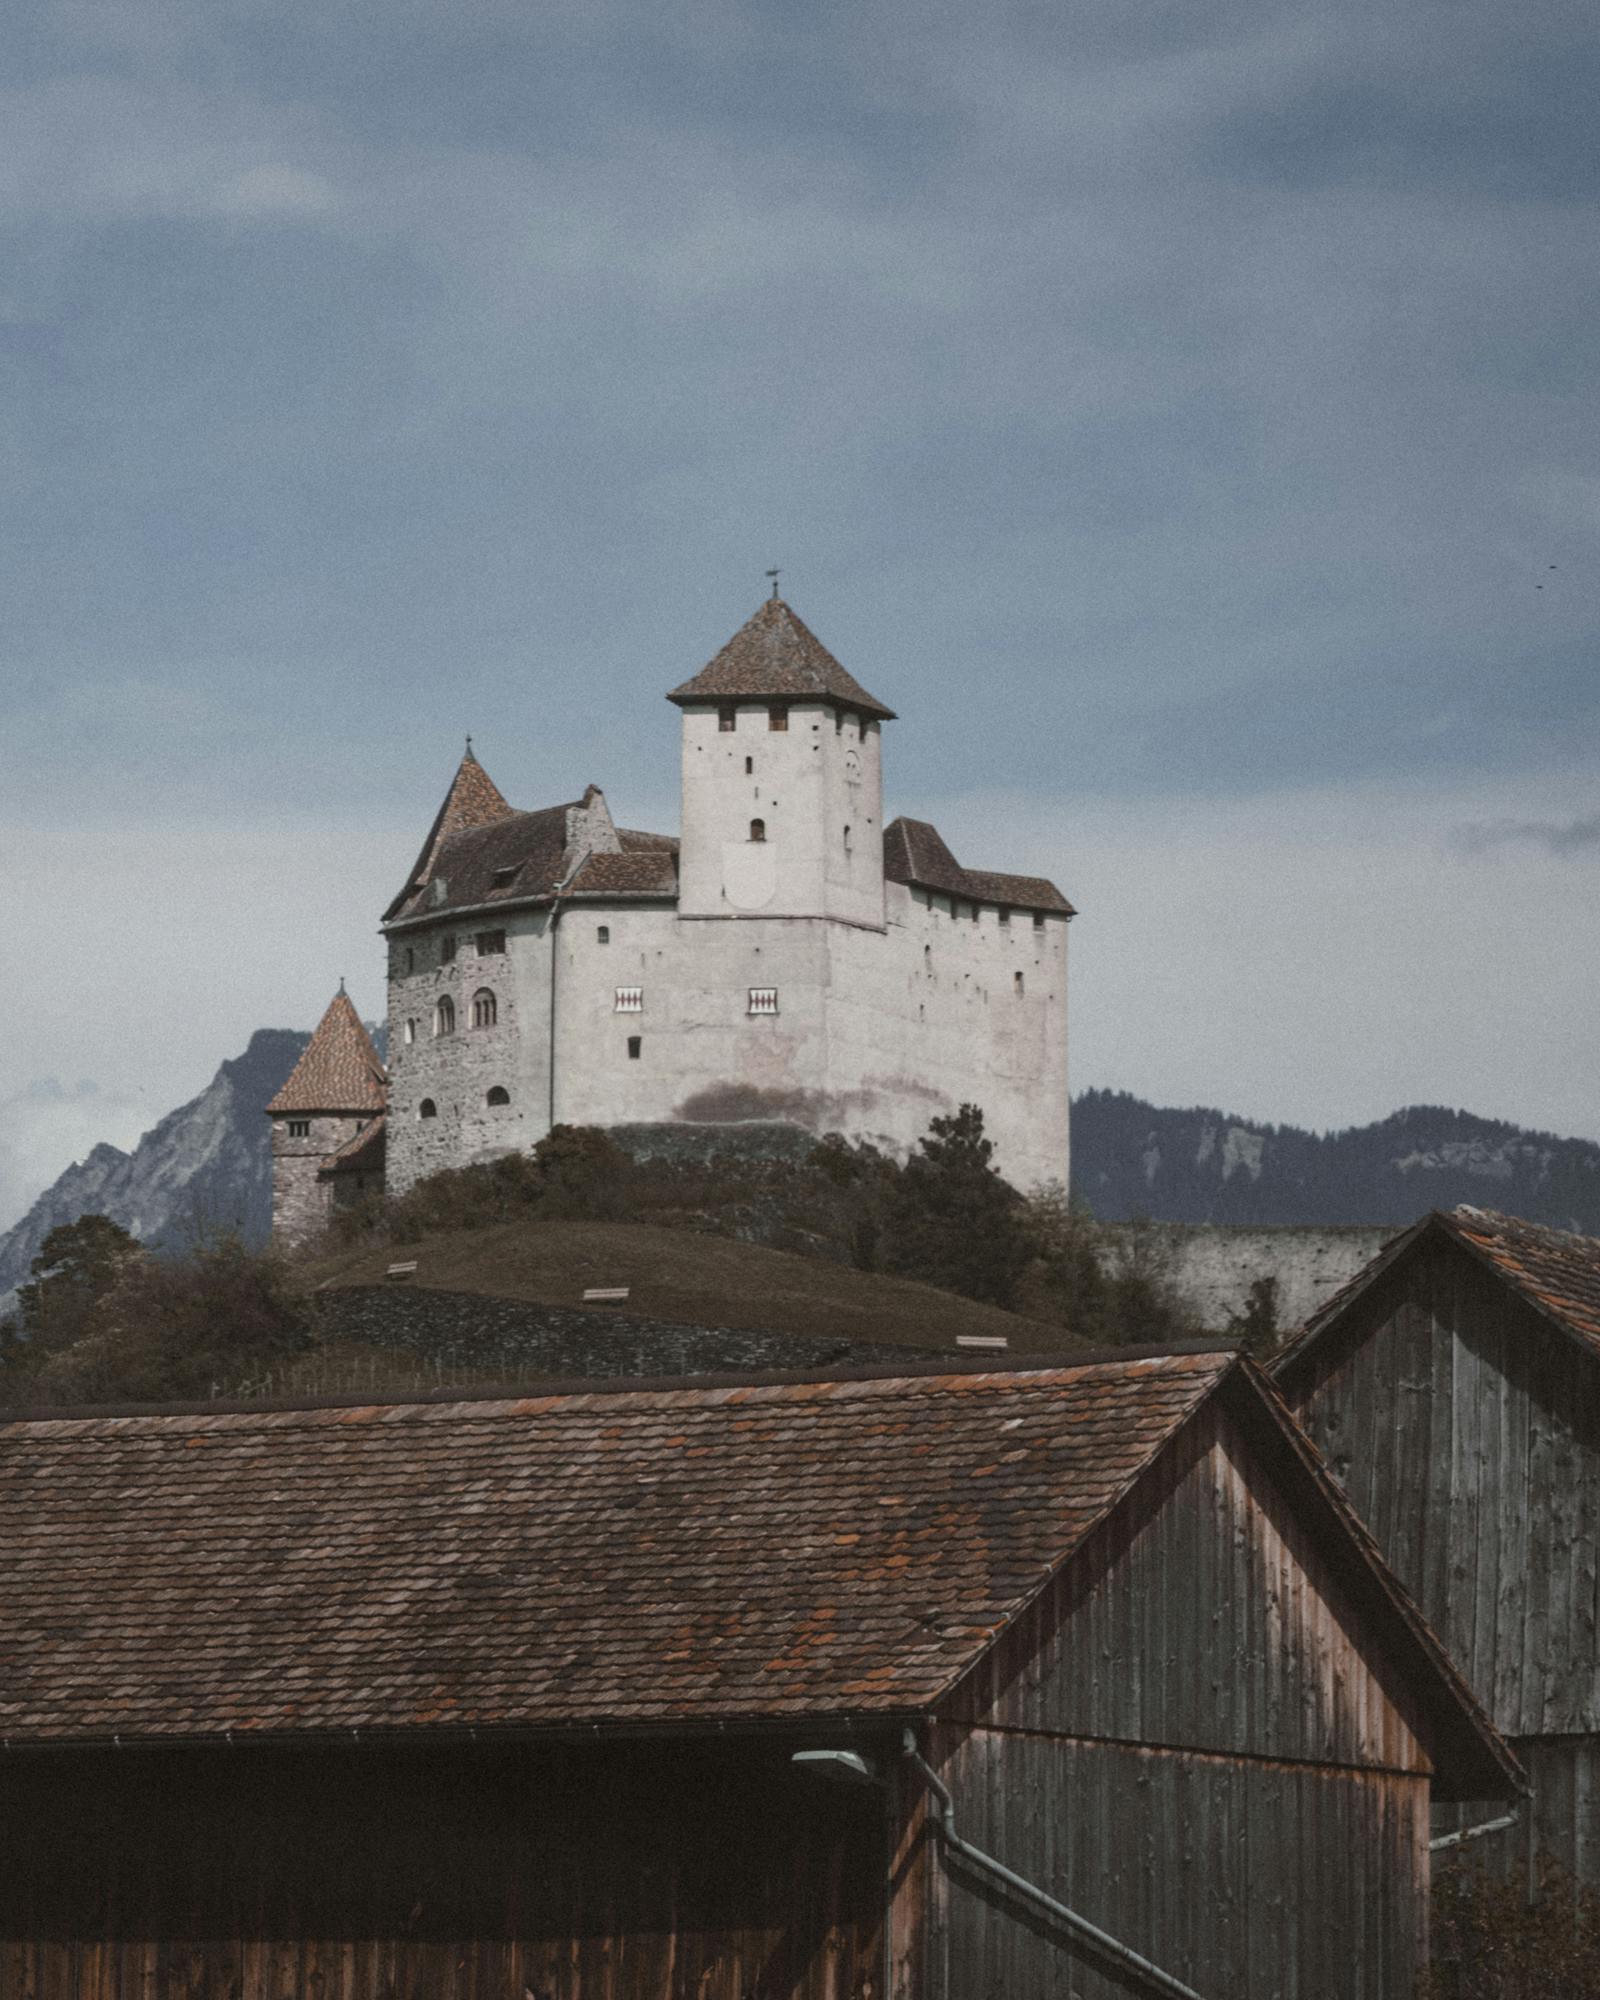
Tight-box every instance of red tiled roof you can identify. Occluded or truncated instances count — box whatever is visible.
[1275,1206,1600,1380]
[385,803,580,925]
[0,1357,1229,1743]
[667,598,896,722]
[266,993,387,1116]
[568,850,678,897]
[884,817,1074,917]
[386,750,515,919]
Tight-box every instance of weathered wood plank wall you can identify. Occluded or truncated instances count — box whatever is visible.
[0,1737,886,2000]
[925,1400,1433,1999]
[1293,1240,1600,1742]
[929,1729,1427,2000]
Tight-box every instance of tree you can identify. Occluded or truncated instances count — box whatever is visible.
[1225,1275,1282,1356]
[14,1215,143,1351]
[887,1104,1030,1306]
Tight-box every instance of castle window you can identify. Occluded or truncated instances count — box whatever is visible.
[434,996,456,1036]
[718,704,737,732]
[1014,970,1025,995]
[471,988,497,1028]
[843,825,852,854]
[1033,913,1046,930]
[834,710,843,734]
[998,907,1011,928]
[744,757,753,775]
[748,987,779,1016]
[475,929,506,956]
[749,818,766,842]
[404,947,415,974]
[627,1035,642,1060]
[767,704,788,732]
[597,925,610,943]
[418,1099,437,1119]
[440,934,458,963]
[403,1018,417,1045]
[615,986,643,1012]
[287,1119,310,1139]
[486,1085,510,1107]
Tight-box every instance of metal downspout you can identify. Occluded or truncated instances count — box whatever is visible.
[901,1730,1210,2000]
[546,853,588,1132]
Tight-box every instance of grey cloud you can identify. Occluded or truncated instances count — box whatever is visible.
[1454,813,1600,857]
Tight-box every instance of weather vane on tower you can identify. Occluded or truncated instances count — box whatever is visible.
[766,568,781,600]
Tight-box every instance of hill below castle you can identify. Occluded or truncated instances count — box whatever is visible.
[4,1031,1598,1310]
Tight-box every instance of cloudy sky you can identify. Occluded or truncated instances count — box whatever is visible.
[2,0,1597,1230]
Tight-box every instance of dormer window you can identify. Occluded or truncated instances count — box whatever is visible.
[768,704,788,732]
[718,704,738,732]
[749,818,766,842]
[490,865,518,890]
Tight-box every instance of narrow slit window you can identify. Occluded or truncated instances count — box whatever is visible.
[843,825,852,854]
[627,1035,642,1060]
[440,934,458,963]
[1014,970,1025,995]
[404,947,415,974]
[471,988,497,1028]
[749,818,766,842]
[748,987,779,1016]
[744,756,753,775]
[403,1018,417,1045]
[615,986,643,1013]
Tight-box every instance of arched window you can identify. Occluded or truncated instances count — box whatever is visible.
[418,1099,437,1120]
[486,1085,510,1107]
[471,988,497,1028]
[749,817,766,842]
[434,996,456,1037]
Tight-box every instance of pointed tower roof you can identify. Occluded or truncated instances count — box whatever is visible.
[384,745,515,921]
[267,990,388,1116]
[667,598,896,721]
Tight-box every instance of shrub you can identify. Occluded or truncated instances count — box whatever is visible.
[1423,1856,1600,1998]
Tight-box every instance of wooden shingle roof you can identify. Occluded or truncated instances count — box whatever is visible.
[667,598,896,721]
[265,992,386,1117]
[0,1351,1520,1800]
[0,1357,1221,1743]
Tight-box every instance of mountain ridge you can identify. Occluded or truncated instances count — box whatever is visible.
[3,1042,1598,1304]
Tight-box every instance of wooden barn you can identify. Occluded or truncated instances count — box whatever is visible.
[1275,1204,1600,1900]
[0,1349,1515,1999]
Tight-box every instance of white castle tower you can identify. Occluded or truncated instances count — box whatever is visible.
[670,593,894,932]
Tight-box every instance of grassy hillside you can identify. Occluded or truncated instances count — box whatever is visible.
[304,1218,1082,1361]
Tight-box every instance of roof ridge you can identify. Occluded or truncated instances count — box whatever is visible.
[666,597,896,721]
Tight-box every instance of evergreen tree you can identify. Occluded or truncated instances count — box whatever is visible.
[887,1104,1029,1306]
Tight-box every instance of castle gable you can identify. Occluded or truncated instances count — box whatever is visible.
[385,748,514,920]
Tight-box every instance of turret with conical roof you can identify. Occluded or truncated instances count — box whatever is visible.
[267,989,388,1245]
[673,597,891,928]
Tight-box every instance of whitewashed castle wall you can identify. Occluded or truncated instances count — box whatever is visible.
[385,889,1068,1196]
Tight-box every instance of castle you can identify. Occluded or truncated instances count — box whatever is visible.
[269,596,1073,1243]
